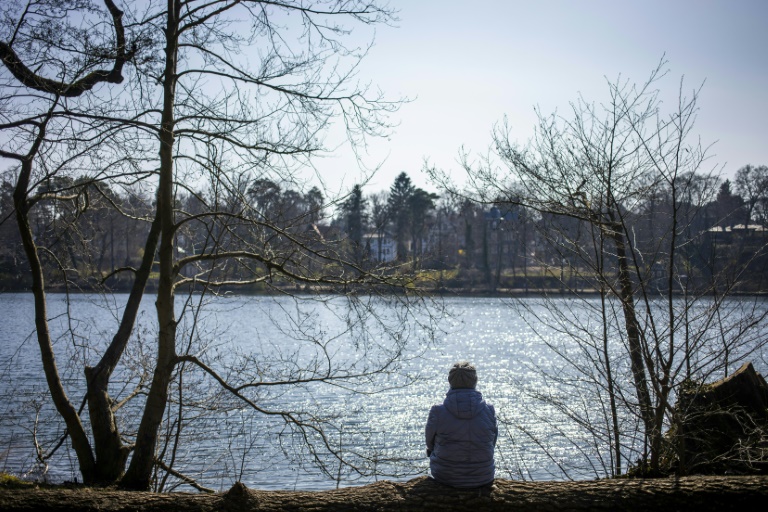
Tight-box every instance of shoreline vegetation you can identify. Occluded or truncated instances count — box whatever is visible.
[3,267,768,297]
[3,287,767,298]
[2,475,768,511]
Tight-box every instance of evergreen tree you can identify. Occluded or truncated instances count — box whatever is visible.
[715,179,746,228]
[341,184,368,260]
[305,186,325,224]
[387,172,414,261]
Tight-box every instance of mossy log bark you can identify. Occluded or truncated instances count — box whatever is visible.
[1,475,767,512]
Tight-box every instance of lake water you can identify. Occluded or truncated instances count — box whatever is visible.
[1,292,766,491]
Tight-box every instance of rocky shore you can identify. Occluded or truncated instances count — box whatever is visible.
[2,475,768,511]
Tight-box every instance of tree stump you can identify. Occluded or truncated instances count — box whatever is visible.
[673,362,768,474]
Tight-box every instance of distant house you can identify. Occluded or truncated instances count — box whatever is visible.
[363,233,401,262]
[707,224,767,234]
[705,223,768,275]
[707,223,767,244]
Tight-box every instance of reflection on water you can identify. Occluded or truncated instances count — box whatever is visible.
[0,293,766,490]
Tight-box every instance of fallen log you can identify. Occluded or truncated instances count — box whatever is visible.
[2,475,768,512]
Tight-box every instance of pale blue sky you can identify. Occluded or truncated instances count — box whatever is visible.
[321,0,768,193]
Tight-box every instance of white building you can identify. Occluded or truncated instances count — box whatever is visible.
[363,233,403,262]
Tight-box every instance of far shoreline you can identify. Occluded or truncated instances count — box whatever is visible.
[3,287,768,299]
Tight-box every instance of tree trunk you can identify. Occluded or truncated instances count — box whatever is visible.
[86,214,162,484]
[607,218,655,465]
[121,0,180,490]
[13,158,97,484]
[2,476,767,512]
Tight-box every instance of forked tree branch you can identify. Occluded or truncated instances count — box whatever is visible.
[0,0,134,97]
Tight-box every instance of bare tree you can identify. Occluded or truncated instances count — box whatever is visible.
[2,0,440,491]
[734,164,768,227]
[368,191,389,262]
[435,60,768,477]
[0,0,159,484]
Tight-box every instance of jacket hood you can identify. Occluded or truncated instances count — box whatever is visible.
[443,388,484,419]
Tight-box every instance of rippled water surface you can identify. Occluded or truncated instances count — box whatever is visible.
[1,293,766,490]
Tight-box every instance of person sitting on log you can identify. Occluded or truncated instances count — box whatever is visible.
[425,361,498,487]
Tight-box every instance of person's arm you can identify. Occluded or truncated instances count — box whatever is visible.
[490,404,498,446]
[425,405,438,456]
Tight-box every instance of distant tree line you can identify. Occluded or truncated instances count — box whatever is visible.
[4,164,767,293]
